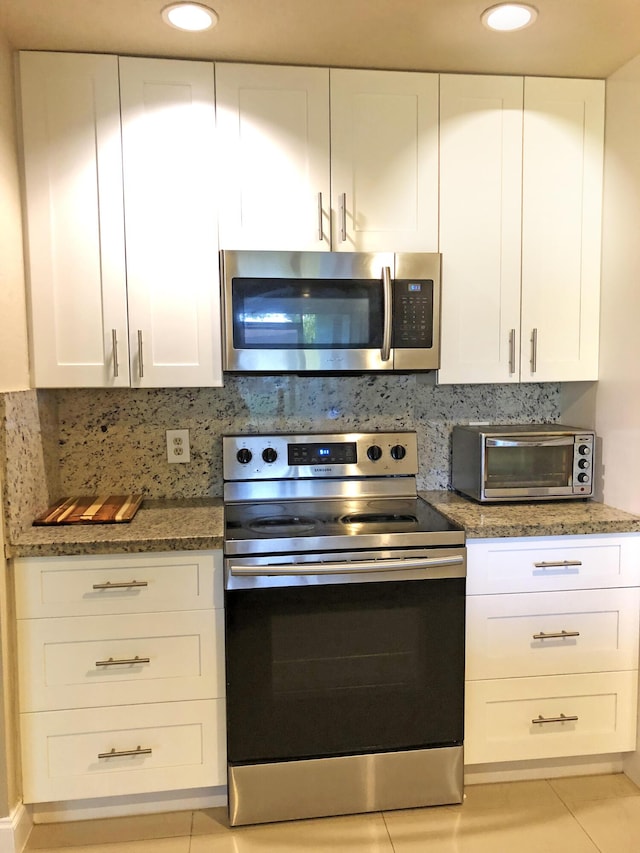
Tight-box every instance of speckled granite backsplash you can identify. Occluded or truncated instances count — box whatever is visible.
[2,378,561,533]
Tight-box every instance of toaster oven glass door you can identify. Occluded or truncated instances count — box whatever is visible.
[484,437,575,492]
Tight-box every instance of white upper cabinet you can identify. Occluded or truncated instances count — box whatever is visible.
[215,64,438,252]
[438,75,604,385]
[19,52,129,387]
[438,74,524,384]
[215,63,331,251]
[330,69,439,252]
[19,52,222,388]
[520,77,604,383]
[119,58,222,387]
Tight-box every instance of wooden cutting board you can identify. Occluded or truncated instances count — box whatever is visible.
[33,495,143,525]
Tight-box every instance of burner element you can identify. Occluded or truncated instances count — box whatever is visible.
[341,513,418,525]
[248,516,317,535]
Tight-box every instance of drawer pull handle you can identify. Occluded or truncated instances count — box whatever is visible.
[98,745,152,760]
[532,713,579,725]
[95,656,151,667]
[533,630,580,640]
[533,560,582,569]
[92,580,149,590]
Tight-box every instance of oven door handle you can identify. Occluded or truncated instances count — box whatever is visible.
[485,437,574,447]
[228,554,464,577]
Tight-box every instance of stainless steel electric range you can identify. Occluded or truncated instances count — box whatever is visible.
[222,431,466,826]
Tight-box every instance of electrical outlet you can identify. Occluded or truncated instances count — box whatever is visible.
[166,429,191,463]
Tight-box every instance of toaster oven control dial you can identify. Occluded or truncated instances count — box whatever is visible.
[367,445,382,461]
[578,444,592,455]
[578,458,590,469]
[577,472,590,483]
[262,447,278,464]
[390,444,406,460]
[236,448,253,464]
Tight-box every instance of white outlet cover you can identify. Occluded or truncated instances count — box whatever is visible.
[166,429,191,463]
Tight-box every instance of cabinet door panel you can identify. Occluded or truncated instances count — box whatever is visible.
[216,63,331,250]
[330,69,438,252]
[438,75,523,384]
[521,77,604,382]
[19,52,129,387]
[119,58,222,387]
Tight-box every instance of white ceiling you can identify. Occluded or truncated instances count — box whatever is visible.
[1,0,639,79]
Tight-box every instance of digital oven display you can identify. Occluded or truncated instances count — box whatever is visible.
[288,442,357,465]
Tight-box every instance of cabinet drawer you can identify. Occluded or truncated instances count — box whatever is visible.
[18,610,224,711]
[466,587,640,680]
[14,551,222,617]
[20,699,226,803]
[467,535,640,594]
[465,670,638,765]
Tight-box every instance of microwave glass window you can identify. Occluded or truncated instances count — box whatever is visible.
[485,444,574,489]
[232,278,383,349]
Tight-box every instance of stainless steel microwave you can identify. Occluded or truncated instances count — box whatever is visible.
[220,250,441,373]
[451,424,596,502]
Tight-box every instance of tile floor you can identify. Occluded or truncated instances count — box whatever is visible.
[25,773,640,853]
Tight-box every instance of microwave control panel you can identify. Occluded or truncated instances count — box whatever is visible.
[572,433,595,494]
[392,280,434,348]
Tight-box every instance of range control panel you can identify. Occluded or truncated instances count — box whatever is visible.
[223,432,419,481]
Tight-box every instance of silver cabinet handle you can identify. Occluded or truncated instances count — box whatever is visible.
[532,713,579,725]
[317,192,323,241]
[508,328,516,375]
[533,630,580,640]
[381,266,392,362]
[533,560,582,569]
[137,329,144,378]
[230,555,464,577]
[112,329,119,378]
[98,745,152,760]
[92,580,149,590]
[530,327,538,373]
[95,656,151,667]
[339,192,347,242]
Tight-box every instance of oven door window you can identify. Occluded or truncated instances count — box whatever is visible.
[231,278,383,349]
[225,577,465,764]
[485,443,574,490]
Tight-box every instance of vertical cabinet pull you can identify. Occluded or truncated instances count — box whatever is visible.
[339,192,347,242]
[508,328,516,375]
[317,192,324,241]
[530,327,538,373]
[137,329,144,378]
[111,329,119,378]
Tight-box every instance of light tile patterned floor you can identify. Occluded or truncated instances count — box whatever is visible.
[25,773,640,853]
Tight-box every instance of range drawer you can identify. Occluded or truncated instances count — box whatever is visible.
[465,670,638,764]
[467,535,640,595]
[17,610,225,711]
[466,587,640,680]
[14,551,222,617]
[20,699,226,803]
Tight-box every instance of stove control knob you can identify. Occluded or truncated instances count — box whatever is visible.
[390,444,406,461]
[367,445,382,461]
[262,447,278,464]
[236,448,253,465]
[577,472,590,483]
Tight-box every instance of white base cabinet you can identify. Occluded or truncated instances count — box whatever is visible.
[465,534,640,767]
[14,550,226,804]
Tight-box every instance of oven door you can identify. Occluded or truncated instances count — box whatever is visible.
[222,250,394,373]
[224,547,466,766]
[483,435,581,499]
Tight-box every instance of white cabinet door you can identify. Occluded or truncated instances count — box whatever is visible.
[215,63,331,251]
[119,58,222,387]
[330,69,439,252]
[19,51,129,387]
[521,77,604,383]
[438,75,523,384]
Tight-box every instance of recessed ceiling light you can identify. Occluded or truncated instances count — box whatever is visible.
[161,2,218,32]
[481,3,538,32]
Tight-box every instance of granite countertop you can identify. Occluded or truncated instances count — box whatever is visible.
[421,490,640,538]
[7,492,640,559]
[6,498,224,558]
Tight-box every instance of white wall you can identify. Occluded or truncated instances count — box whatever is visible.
[596,53,640,516]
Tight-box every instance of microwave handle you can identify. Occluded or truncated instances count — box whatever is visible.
[486,437,575,448]
[381,266,392,362]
